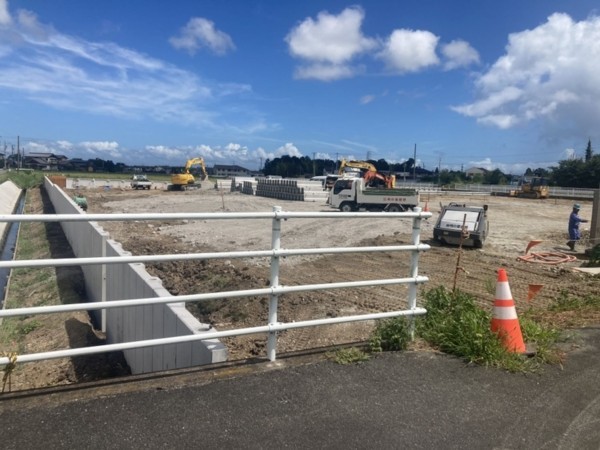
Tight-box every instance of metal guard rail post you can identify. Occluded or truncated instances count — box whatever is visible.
[0,208,432,366]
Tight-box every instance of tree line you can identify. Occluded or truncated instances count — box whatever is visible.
[263,141,599,188]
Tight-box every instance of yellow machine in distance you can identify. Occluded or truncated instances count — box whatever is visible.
[169,158,208,191]
[510,176,549,199]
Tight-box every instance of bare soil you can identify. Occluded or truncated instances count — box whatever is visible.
[85,186,598,361]
[3,184,598,392]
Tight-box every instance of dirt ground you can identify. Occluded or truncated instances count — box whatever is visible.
[4,184,598,392]
[83,185,598,361]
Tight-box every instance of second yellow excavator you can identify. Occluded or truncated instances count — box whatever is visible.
[169,158,208,191]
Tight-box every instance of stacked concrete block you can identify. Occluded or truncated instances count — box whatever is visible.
[255,178,305,201]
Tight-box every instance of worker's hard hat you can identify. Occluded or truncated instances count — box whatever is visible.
[573,203,581,210]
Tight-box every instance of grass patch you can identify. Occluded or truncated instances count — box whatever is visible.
[549,290,600,311]
[524,290,600,329]
[368,286,582,373]
[0,170,45,189]
[370,317,412,352]
[0,189,62,355]
[416,286,518,368]
[329,347,370,365]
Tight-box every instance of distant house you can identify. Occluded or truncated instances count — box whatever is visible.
[23,152,69,171]
[465,167,488,178]
[212,164,252,178]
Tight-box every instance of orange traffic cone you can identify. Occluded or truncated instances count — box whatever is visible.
[423,201,429,212]
[491,269,526,353]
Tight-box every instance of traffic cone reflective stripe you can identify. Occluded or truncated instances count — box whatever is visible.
[491,269,526,353]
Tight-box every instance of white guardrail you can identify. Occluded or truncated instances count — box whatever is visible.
[0,207,431,369]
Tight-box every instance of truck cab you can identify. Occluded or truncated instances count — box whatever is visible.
[131,174,152,190]
[329,177,419,212]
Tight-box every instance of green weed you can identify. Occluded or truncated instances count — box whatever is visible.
[370,317,412,352]
[330,347,370,365]
[550,290,600,311]
[368,286,566,373]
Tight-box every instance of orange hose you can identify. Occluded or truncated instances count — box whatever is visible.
[517,251,577,264]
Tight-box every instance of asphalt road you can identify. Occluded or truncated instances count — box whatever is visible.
[2,327,600,449]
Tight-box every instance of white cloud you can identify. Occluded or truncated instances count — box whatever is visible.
[441,39,480,70]
[285,6,480,80]
[169,17,235,56]
[453,13,600,143]
[0,0,11,25]
[377,29,440,73]
[562,148,577,160]
[286,7,375,64]
[145,145,186,160]
[275,143,302,157]
[286,6,376,81]
[79,141,122,158]
[0,2,257,133]
[360,94,375,105]
[294,63,356,81]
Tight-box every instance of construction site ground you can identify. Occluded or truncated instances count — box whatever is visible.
[4,185,598,392]
[84,185,598,361]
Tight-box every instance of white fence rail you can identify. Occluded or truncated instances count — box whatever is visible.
[0,207,431,369]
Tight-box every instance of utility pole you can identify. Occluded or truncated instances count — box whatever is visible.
[312,152,316,176]
[412,144,417,181]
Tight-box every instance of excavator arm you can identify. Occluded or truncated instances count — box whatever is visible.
[338,159,377,175]
[339,159,395,188]
[364,171,396,189]
[183,158,208,181]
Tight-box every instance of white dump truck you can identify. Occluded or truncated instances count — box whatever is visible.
[329,177,420,212]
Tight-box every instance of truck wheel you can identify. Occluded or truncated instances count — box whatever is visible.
[339,202,355,212]
[474,239,483,249]
[387,204,402,212]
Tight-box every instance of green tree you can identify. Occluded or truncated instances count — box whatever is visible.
[585,139,593,162]
[483,168,507,185]
[551,155,600,189]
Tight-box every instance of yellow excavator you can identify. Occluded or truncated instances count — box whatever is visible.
[169,158,208,191]
[338,159,377,175]
[338,159,396,188]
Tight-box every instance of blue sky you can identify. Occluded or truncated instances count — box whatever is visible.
[1,1,600,174]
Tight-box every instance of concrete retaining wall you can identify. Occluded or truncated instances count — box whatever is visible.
[0,181,22,248]
[43,177,227,374]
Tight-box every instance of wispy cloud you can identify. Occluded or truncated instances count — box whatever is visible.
[0,1,256,132]
[169,17,235,56]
